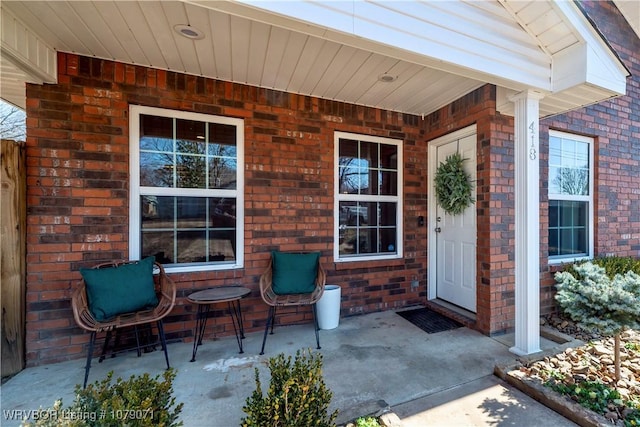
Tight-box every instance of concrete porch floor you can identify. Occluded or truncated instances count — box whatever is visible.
[1,310,578,426]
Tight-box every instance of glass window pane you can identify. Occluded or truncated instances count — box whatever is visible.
[575,202,587,225]
[339,165,361,194]
[176,119,206,149]
[142,196,174,228]
[379,171,398,196]
[141,231,174,264]
[549,200,588,257]
[575,227,587,254]
[358,229,377,254]
[176,198,207,227]
[560,229,574,255]
[559,202,574,226]
[177,230,206,263]
[549,229,559,256]
[561,138,576,168]
[140,152,173,187]
[210,230,236,261]
[209,157,237,189]
[339,228,357,256]
[342,202,366,226]
[140,115,173,150]
[548,167,561,195]
[549,136,561,168]
[380,145,397,170]
[136,110,241,267]
[360,141,378,169]
[379,202,397,226]
[357,169,373,194]
[336,136,399,259]
[549,136,590,196]
[358,202,374,226]
[576,141,589,169]
[176,155,206,188]
[210,198,236,228]
[209,123,236,144]
[380,229,397,253]
[339,139,358,162]
[549,200,559,227]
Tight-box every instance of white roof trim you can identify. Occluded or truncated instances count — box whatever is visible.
[205,0,551,91]
[1,5,57,108]
[551,1,629,95]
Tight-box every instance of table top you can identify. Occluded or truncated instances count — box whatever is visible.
[187,286,251,304]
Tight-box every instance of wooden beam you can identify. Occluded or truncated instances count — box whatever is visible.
[1,139,26,377]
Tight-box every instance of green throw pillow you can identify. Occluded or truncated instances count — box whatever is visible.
[80,256,159,321]
[271,251,320,295]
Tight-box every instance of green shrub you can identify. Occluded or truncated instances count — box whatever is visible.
[241,349,338,427]
[545,379,622,414]
[562,256,640,280]
[23,370,183,427]
[555,262,640,336]
[355,416,381,427]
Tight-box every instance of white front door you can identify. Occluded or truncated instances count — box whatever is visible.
[430,129,477,312]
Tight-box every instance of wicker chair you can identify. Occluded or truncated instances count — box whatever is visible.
[71,260,176,388]
[259,252,326,355]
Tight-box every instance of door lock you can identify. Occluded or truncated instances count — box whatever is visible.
[435,227,441,233]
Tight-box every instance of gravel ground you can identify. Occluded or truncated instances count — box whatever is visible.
[518,314,640,425]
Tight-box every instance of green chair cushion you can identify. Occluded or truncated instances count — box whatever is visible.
[80,256,159,322]
[271,251,319,295]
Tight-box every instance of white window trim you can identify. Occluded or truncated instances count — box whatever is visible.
[129,105,244,272]
[548,129,594,265]
[333,131,403,262]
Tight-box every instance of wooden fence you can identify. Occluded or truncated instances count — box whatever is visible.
[1,139,26,377]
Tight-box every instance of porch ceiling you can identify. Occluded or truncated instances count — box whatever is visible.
[0,0,629,117]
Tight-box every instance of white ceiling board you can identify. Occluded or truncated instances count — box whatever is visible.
[209,10,232,80]
[186,6,217,77]
[138,2,182,71]
[1,0,629,118]
[275,31,308,92]
[162,2,200,75]
[229,15,251,83]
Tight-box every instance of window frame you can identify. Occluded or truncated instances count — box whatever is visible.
[129,105,244,273]
[333,131,403,262]
[547,129,594,265]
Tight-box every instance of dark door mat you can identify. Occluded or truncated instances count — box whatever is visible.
[396,307,463,334]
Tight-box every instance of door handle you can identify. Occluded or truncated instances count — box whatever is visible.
[434,227,441,233]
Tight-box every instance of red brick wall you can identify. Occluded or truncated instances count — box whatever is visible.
[539,0,640,313]
[25,53,440,366]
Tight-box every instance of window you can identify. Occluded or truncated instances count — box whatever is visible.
[548,130,593,262]
[130,106,244,272]
[335,132,402,261]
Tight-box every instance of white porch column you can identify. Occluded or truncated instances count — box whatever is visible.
[510,90,544,356]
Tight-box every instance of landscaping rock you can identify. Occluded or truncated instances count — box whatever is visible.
[516,317,640,426]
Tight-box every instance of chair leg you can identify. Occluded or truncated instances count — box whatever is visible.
[260,306,275,355]
[312,303,321,350]
[270,305,278,335]
[134,325,142,357]
[83,331,96,389]
[157,320,170,370]
[99,330,112,363]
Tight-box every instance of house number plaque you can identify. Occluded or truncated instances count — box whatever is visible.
[528,121,537,160]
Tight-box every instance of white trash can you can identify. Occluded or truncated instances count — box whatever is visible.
[316,285,341,330]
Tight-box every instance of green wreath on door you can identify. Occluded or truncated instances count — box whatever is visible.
[434,152,475,216]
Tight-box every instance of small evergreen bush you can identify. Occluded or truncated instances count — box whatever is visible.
[23,370,183,427]
[555,261,640,382]
[562,256,640,280]
[241,349,337,427]
[555,262,640,336]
